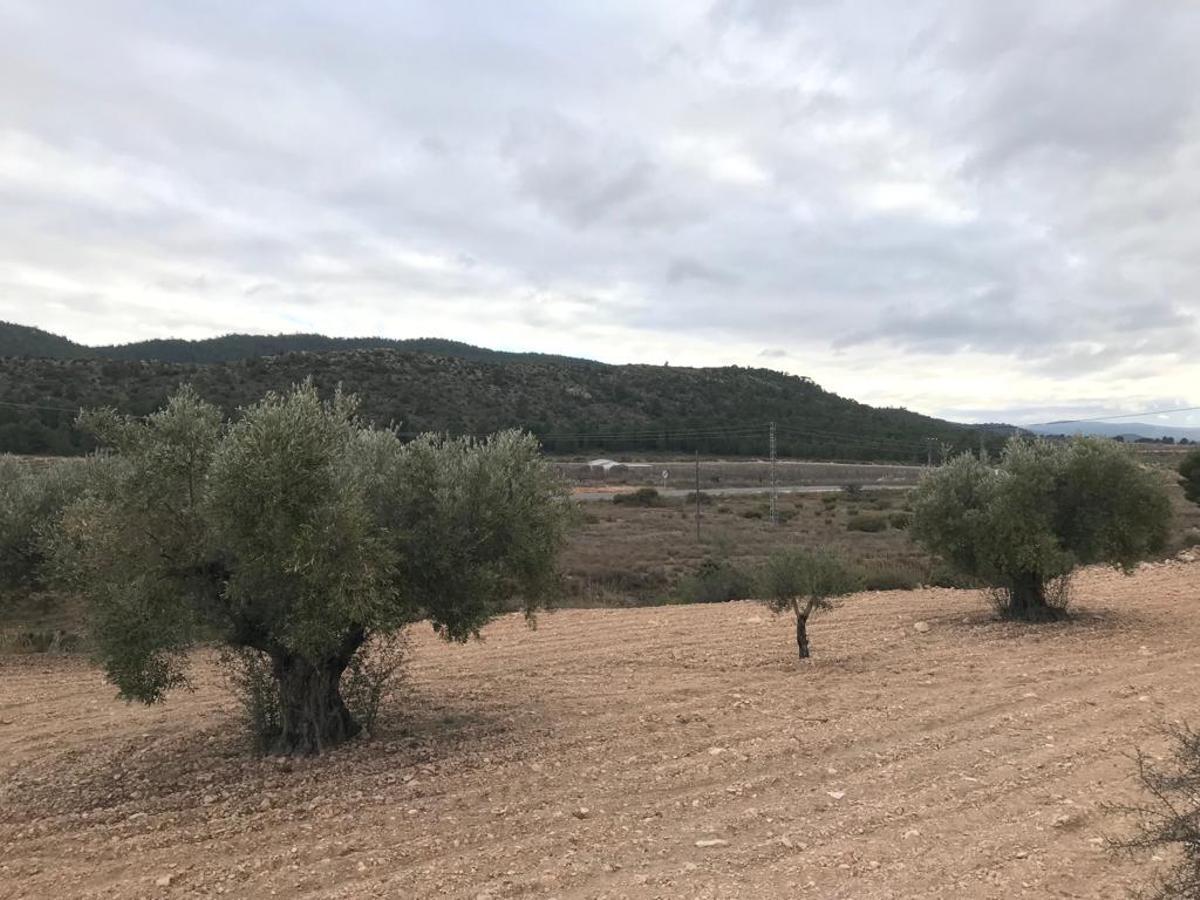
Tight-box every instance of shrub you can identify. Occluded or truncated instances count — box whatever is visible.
[741,508,765,520]
[0,628,82,654]
[841,483,863,498]
[612,487,663,507]
[1181,450,1200,505]
[925,560,981,589]
[889,511,912,530]
[1114,723,1200,898]
[49,383,571,755]
[684,491,714,505]
[756,548,862,659]
[912,438,1171,621]
[676,557,753,604]
[862,560,923,591]
[846,512,888,532]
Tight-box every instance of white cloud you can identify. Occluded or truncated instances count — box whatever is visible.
[0,0,1197,423]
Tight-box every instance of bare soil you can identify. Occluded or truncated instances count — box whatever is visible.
[3,560,1199,899]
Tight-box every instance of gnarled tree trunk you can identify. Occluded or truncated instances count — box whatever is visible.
[267,627,366,756]
[1006,572,1057,622]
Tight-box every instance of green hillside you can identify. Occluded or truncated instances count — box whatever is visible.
[0,322,84,359]
[0,342,1003,462]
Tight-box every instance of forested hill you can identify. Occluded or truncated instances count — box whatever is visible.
[0,321,597,367]
[0,346,1008,461]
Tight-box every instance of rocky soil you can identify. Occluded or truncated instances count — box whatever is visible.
[3,560,1199,898]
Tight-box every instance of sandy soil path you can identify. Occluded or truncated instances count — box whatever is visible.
[2,560,1198,899]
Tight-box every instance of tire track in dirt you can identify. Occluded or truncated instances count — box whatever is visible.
[2,560,1197,898]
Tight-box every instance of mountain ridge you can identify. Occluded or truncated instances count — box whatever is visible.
[0,321,599,367]
[0,320,1010,461]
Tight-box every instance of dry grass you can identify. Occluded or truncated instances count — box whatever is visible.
[560,490,930,606]
[561,476,1200,607]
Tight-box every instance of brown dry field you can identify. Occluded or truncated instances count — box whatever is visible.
[3,561,1200,899]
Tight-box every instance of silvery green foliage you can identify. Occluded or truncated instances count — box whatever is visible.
[911,437,1171,618]
[757,548,863,617]
[55,382,571,715]
[0,456,91,589]
[756,547,861,659]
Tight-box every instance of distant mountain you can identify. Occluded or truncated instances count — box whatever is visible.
[0,323,1008,462]
[0,321,598,367]
[0,322,83,359]
[1028,421,1200,442]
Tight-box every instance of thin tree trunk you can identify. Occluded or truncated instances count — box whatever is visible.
[791,598,811,659]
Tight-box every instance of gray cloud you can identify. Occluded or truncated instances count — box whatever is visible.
[0,0,1198,420]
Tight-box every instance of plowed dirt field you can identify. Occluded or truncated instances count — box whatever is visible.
[3,560,1199,899]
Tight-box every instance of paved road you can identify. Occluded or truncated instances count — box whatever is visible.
[573,483,914,501]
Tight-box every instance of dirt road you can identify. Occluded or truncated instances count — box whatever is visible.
[572,484,908,501]
[3,560,1198,898]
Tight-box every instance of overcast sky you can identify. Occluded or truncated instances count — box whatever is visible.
[1,1,1198,426]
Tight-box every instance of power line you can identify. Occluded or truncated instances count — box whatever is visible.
[775,426,927,450]
[1029,405,1200,427]
[391,423,772,441]
[773,425,931,454]
[0,398,82,414]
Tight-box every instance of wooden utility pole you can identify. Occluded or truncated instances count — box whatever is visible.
[694,450,701,541]
[769,421,778,526]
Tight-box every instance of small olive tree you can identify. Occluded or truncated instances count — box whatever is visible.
[757,548,862,659]
[51,383,571,755]
[911,438,1171,621]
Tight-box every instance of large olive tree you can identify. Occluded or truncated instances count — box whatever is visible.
[53,383,571,755]
[911,437,1170,620]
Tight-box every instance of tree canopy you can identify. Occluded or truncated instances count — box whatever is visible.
[911,438,1171,620]
[52,382,572,754]
[757,547,862,658]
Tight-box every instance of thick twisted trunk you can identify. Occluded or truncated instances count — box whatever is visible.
[1006,573,1057,622]
[269,653,359,755]
[267,627,366,756]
